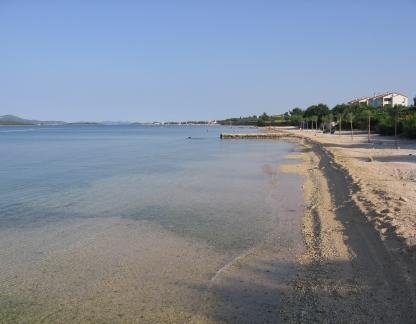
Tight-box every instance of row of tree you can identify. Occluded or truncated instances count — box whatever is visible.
[286,103,416,138]
[218,101,416,139]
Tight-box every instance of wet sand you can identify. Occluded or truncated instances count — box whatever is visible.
[195,171,304,323]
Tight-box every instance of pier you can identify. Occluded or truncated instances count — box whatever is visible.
[220,133,292,139]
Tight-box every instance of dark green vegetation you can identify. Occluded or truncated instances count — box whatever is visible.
[218,112,290,127]
[288,103,416,138]
[219,101,416,138]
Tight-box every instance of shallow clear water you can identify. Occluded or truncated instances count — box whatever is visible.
[1,125,299,251]
[0,124,303,321]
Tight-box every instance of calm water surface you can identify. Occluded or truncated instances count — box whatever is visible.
[0,125,303,322]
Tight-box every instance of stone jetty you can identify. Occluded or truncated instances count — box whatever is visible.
[220,133,292,139]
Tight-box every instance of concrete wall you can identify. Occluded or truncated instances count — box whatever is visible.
[392,94,408,106]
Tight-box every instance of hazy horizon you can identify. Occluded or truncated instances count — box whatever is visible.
[1,1,415,122]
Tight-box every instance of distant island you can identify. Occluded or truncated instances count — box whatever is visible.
[0,115,66,126]
[0,115,112,126]
[0,115,220,126]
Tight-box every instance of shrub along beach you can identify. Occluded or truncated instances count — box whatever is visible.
[219,99,416,139]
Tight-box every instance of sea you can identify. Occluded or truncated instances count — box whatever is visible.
[0,124,304,322]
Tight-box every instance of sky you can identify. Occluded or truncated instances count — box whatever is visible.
[1,0,415,122]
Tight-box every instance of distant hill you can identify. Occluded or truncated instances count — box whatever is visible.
[0,115,65,125]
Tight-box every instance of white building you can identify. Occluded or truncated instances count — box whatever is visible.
[349,92,408,107]
[368,92,408,107]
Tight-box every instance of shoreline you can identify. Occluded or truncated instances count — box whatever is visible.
[1,130,306,323]
[280,129,416,249]
[277,130,416,321]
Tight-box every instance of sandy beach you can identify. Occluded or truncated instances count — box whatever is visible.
[285,129,416,250]
[270,128,416,322]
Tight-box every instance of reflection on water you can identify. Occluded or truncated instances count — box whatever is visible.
[0,125,303,322]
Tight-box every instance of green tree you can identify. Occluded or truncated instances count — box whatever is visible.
[260,112,269,120]
[346,111,354,139]
[288,108,304,127]
[311,116,318,131]
[332,104,350,117]
[291,107,304,115]
[304,104,330,124]
[402,113,416,138]
[363,109,373,143]
[337,112,344,135]
[290,114,303,128]
[377,110,395,136]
